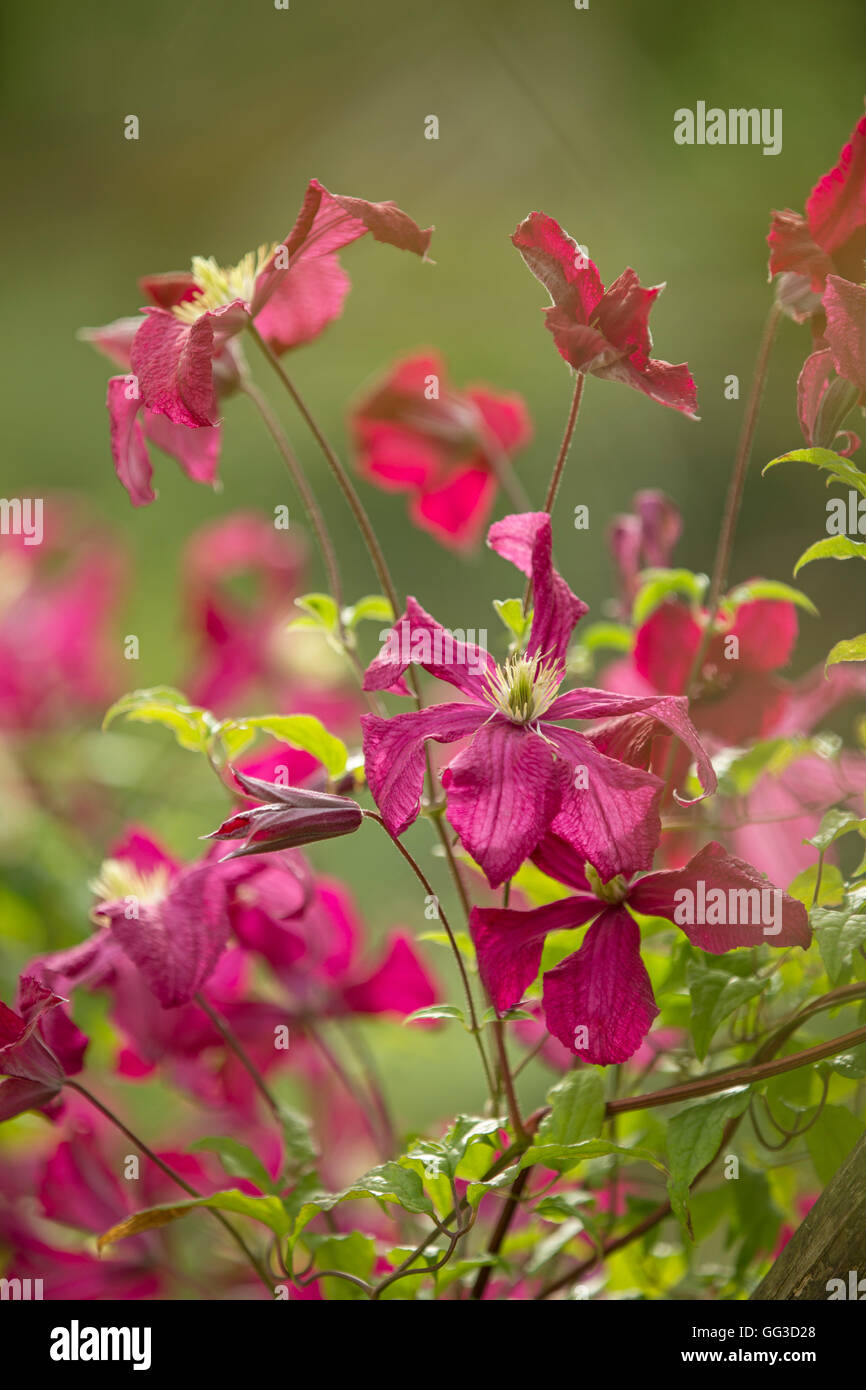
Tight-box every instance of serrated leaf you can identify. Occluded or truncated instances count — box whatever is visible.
[763,447,866,500]
[520,1139,666,1175]
[793,535,866,576]
[806,808,866,853]
[826,634,866,670]
[687,962,769,1061]
[666,1088,750,1231]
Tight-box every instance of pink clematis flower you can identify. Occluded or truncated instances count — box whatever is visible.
[361,512,715,888]
[768,115,866,315]
[822,274,866,399]
[608,489,682,618]
[0,976,87,1122]
[125,181,431,433]
[512,212,698,417]
[0,503,124,729]
[207,769,363,858]
[471,835,809,1064]
[80,313,229,505]
[796,341,861,457]
[350,351,532,549]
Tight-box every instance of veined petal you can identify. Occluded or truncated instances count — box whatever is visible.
[824,275,866,393]
[253,255,351,353]
[629,841,810,951]
[441,720,567,887]
[361,702,486,836]
[546,687,716,802]
[487,511,588,669]
[363,596,496,698]
[130,309,218,428]
[545,726,662,881]
[341,932,437,1016]
[106,379,155,506]
[767,209,834,291]
[471,895,598,1013]
[806,115,866,274]
[542,906,659,1063]
[511,211,604,321]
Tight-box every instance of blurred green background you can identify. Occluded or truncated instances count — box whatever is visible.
[1,0,865,1127]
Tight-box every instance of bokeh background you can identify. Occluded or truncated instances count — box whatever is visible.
[2,0,865,1131]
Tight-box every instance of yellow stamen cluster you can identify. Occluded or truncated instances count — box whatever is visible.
[172,244,277,323]
[90,858,171,909]
[483,652,562,725]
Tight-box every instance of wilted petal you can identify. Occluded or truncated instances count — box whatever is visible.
[106,379,155,506]
[824,275,866,393]
[806,115,866,279]
[629,841,810,951]
[767,210,833,292]
[471,895,598,1012]
[253,256,352,353]
[542,907,659,1063]
[511,212,604,320]
[442,720,567,887]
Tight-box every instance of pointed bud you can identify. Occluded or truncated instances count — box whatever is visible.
[206,770,364,858]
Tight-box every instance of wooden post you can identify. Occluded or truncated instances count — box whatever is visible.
[751,1134,866,1300]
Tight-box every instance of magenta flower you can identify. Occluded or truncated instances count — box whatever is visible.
[512,213,698,417]
[796,342,861,457]
[471,835,809,1064]
[0,976,87,1122]
[768,115,866,310]
[823,274,866,399]
[608,489,682,618]
[80,314,228,506]
[207,769,363,858]
[350,351,532,549]
[126,181,431,433]
[361,512,715,887]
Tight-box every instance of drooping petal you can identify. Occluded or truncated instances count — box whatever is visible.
[633,603,702,694]
[253,255,352,353]
[130,309,218,428]
[542,906,659,1064]
[106,379,155,506]
[544,726,662,881]
[361,702,487,836]
[471,896,598,1013]
[442,720,567,887]
[824,275,866,393]
[511,212,604,322]
[143,411,221,487]
[487,511,588,670]
[546,686,716,802]
[362,596,496,698]
[79,317,141,370]
[411,466,497,550]
[629,841,810,951]
[796,347,861,456]
[767,210,833,292]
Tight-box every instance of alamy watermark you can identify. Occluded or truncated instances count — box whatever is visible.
[378,621,488,675]
[0,497,43,546]
[674,103,782,156]
[672,880,783,935]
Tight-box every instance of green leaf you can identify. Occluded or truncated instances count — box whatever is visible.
[279,1106,318,1174]
[307,1231,375,1300]
[102,686,212,752]
[192,1137,277,1195]
[724,579,818,617]
[525,1218,585,1273]
[687,962,769,1061]
[408,1116,503,1184]
[577,621,633,655]
[793,535,866,576]
[233,713,348,777]
[98,1188,291,1250]
[403,1004,465,1026]
[829,1041,866,1080]
[666,1088,751,1230]
[342,594,394,628]
[806,808,866,853]
[631,569,708,626]
[787,862,845,908]
[290,592,339,632]
[521,1139,666,1175]
[493,598,531,645]
[535,1069,605,1147]
[763,447,866,500]
[714,737,809,797]
[826,634,866,670]
[812,902,866,984]
[805,1104,863,1185]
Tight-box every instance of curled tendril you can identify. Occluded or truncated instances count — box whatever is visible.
[750,1068,831,1151]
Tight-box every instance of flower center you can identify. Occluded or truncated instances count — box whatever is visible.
[90,858,171,909]
[172,244,277,323]
[483,652,561,725]
[585,864,629,903]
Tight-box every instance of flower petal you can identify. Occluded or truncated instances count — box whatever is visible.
[411,466,497,550]
[629,841,810,951]
[442,720,567,887]
[511,212,604,320]
[143,411,221,487]
[542,906,659,1063]
[130,309,218,428]
[487,511,588,669]
[806,115,866,278]
[253,255,352,353]
[363,596,496,698]
[341,932,438,1016]
[106,379,155,506]
[361,702,486,836]
[471,895,598,1012]
[824,275,866,393]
